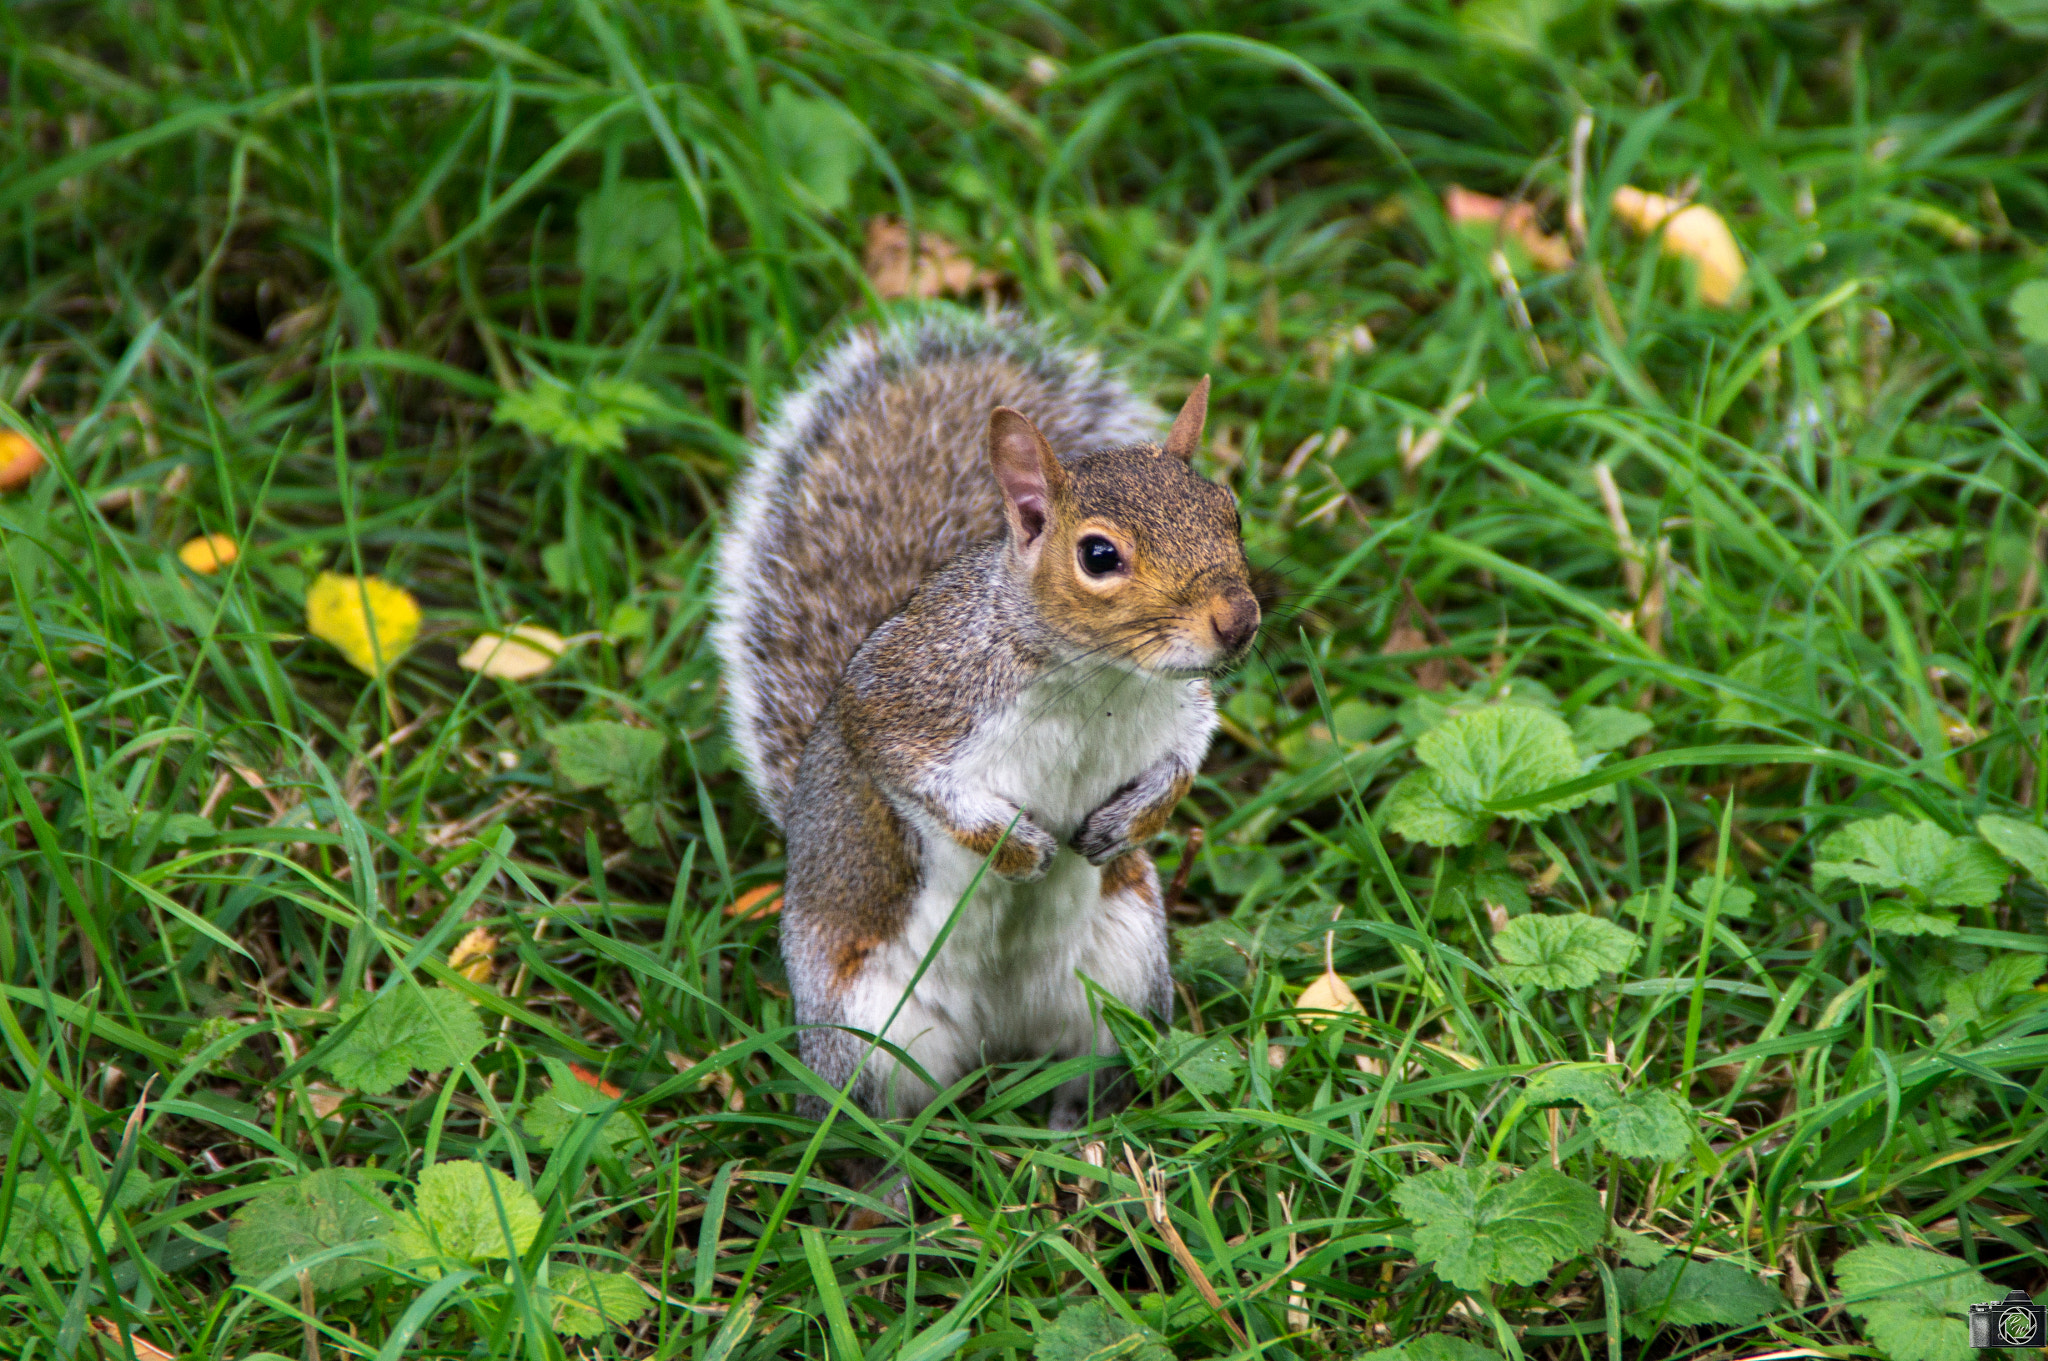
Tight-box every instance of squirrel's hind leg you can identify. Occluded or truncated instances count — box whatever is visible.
[1046,850,1174,1131]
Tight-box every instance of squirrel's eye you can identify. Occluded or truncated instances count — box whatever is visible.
[1078,535,1123,577]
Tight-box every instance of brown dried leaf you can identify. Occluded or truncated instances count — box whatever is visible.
[1296,966,1365,1030]
[457,625,568,681]
[864,216,1001,300]
[1444,185,1573,272]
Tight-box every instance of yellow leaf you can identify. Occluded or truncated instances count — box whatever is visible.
[449,926,497,984]
[0,430,45,490]
[1296,966,1365,1030]
[178,532,238,574]
[1610,187,1746,307]
[457,625,567,680]
[305,572,421,678]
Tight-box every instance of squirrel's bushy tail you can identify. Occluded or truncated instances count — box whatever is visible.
[713,307,1162,826]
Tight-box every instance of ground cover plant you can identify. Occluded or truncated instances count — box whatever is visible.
[3,0,2047,1358]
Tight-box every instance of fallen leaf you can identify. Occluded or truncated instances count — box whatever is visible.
[448,926,497,984]
[724,883,783,919]
[0,431,45,489]
[864,216,1001,300]
[89,1318,176,1361]
[301,1083,349,1120]
[1610,187,1745,307]
[178,532,239,575]
[457,625,569,680]
[305,572,421,678]
[568,1063,624,1099]
[1296,966,1366,1029]
[1444,185,1573,271]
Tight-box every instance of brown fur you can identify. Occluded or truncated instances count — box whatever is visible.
[1099,849,1156,900]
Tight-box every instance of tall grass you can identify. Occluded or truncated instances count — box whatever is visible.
[2,2,2046,1359]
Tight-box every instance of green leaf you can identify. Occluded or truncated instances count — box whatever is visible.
[227,1168,395,1293]
[1525,1065,1693,1159]
[1172,918,1257,990]
[576,180,685,284]
[1867,899,1964,938]
[1976,814,2048,886]
[1592,1089,1695,1160]
[548,1265,651,1339]
[1835,1244,1992,1361]
[1493,914,1643,989]
[0,1180,104,1272]
[1382,769,1486,847]
[1433,843,1531,920]
[386,1160,543,1272]
[545,721,666,801]
[1615,1256,1783,1340]
[1152,1029,1240,1096]
[1686,873,1756,920]
[1417,705,1593,824]
[764,86,866,213]
[523,1058,636,1152]
[1813,816,2009,920]
[1356,1338,1499,1361]
[1937,953,2047,1038]
[1612,1228,1670,1268]
[2010,278,2048,339]
[74,771,134,839]
[1393,1163,1605,1290]
[322,987,485,1095]
[1033,1297,1173,1361]
[141,811,218,844]
[1712,644,1806,728]
[494,377,658,455]
[1570,705,1653,755]
[618,798,680,849]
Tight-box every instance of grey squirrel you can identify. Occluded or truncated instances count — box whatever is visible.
[713,309,1260,1127]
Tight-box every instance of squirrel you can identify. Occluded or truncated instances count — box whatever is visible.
[713,308,1260,1128]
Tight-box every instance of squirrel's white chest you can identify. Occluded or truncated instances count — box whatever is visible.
[954,666,1194,840]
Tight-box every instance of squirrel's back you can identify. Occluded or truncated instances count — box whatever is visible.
[713,309,1163,825]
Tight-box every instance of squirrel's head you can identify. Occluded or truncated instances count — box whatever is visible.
[987,377,1260,677]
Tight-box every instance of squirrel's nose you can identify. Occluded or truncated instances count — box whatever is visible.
[1209,587,1260,654]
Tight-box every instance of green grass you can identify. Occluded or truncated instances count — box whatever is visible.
[4,1,2048,1359]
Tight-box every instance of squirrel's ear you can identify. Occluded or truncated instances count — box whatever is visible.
[1162,375,1210,462]
[988,407,1065,554]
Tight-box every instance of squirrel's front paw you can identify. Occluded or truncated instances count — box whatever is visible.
[984,814,1058,882]
[1074,805,1137,866]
